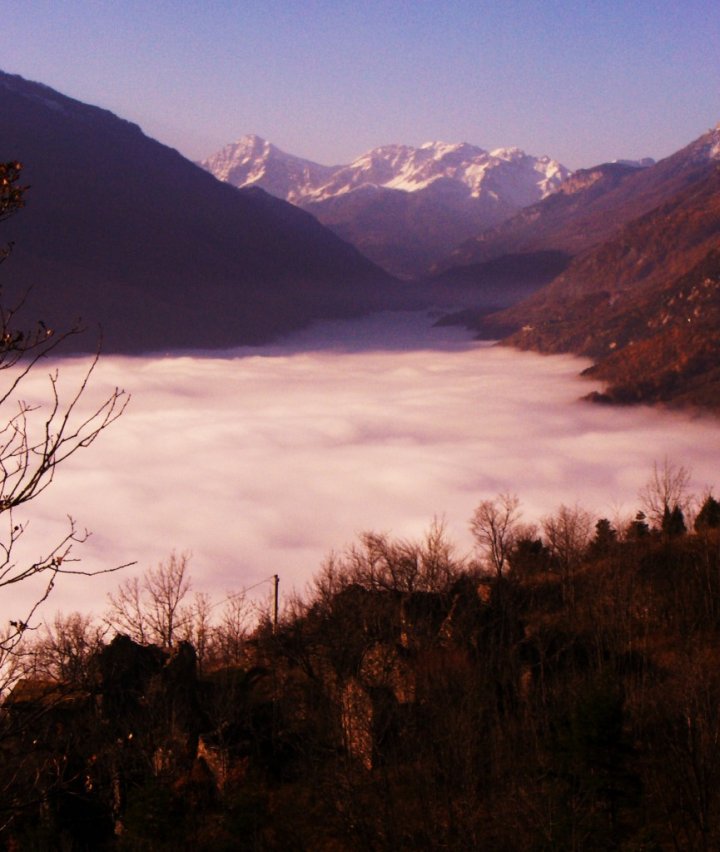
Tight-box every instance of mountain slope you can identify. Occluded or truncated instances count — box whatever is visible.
[434,162,647,273]
[201,134,337,204]
[436,124,719,278]
[485,125,720,409]
[202,137,570,278]
[0,71,397,353]
[581,249,720,408]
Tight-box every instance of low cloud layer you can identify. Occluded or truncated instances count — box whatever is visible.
[8,312,720,620]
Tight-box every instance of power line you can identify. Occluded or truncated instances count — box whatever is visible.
[206,574,278,615]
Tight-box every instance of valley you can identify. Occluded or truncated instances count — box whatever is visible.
[2,69,719,412]
[202,122,720,412]
[202,135,570,279]
[2,9,720,846]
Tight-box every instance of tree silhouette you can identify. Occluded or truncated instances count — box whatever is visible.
[695,493,720,532]
[470,492,522,578]
[106,551,192,648]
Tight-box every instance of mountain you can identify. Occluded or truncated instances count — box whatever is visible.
[435,160,658,274]
[0,71,399,353]
[613,157,656,168]
[202,137,570,278]
[422,162,653,317]
[484,124,720,409]
[428,250,573,319]
[201,135,337,204]
[437,128,717,285]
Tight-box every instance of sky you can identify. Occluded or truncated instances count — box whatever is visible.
[3,1,719,169]
[7,313,720,623]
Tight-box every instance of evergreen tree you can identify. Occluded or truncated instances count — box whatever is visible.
[695,494,720,531]
[589,518,618,557]
[662,504,686,538]
[628,511,650,540]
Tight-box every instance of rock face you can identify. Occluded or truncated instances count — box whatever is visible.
[202,136,570,278]
[0,71,399,354]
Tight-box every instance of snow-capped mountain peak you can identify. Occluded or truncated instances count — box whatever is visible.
[201,135,336,203]
[203,137,570,205]
[419,140,480,159]
[489,146,526,160]
[201,136,571,278]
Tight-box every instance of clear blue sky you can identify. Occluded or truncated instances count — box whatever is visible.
[3,0,719,169]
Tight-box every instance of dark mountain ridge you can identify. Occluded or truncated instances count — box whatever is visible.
[0,71,400,353]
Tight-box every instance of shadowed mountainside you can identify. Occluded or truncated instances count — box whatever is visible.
[0,71,402,353]
[497,141,720,409]
[438,125,718,275]
[434,161,646,273]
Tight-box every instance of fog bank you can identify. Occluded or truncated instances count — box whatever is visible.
[8,312,720,618]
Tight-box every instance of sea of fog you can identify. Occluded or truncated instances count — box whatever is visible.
[6,310,720,621]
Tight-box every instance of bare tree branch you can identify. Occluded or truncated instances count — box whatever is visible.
[0,161,131,694]
[640,458,693,528]
[106,551,192,648]
[470,493,522,578]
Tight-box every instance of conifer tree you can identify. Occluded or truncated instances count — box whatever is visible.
[695,493,720,531]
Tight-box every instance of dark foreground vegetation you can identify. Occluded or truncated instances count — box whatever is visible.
[3,479,720,850]
[3,153,720,848]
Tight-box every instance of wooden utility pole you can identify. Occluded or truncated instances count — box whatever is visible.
[273,574,279,633]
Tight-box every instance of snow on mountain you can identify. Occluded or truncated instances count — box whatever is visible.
[707,123,720,160]
[201,134,337,204]
[201,136,570,278]
[202,136,570,206]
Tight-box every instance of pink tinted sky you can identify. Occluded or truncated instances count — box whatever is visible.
[3,0,719,169]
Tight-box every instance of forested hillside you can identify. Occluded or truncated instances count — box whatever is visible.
[3,477,720,850]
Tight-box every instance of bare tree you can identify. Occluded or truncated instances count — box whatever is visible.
[640,458,692,528]
[178,591,213,671]
[470,493,522,578]
[0,162,129,686]
[106,551,192,647]
[22,611,107,687]
[542,504,593,569]
[542,504,593,606]
[213,591,252,665]
[145,552,192,647]
[339,519,465,594]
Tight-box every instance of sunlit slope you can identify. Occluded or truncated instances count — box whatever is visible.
[441,126,719,272]
[490,126,720,409]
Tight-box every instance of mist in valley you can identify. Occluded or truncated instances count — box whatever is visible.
[10,311,720,619]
